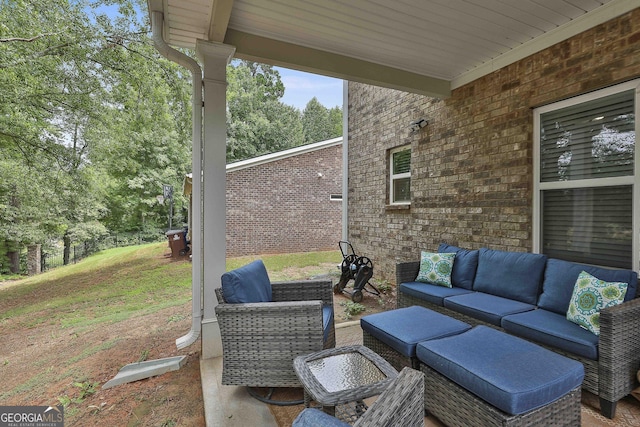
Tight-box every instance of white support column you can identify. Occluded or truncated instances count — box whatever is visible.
[341,80,349,240]
[196,40,235,359]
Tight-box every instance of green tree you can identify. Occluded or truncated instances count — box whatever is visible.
[88,37,192,234]
[226,60,304,162]
[0,0,99,271]
[302,97,342,144]
[0,1,340,273]
[329,106,343,137]
[0,0,192,271]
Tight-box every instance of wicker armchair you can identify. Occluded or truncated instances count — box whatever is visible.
[292,367,425,427]
[215,278,336,389]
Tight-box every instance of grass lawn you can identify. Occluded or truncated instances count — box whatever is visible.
[0,242,341,426]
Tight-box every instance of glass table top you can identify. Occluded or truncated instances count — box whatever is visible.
[307,352,386,393]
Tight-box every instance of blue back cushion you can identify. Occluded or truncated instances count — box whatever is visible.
[438,243,479,290]
[221,259,272,303]
[473,248,547,305]
[538,258,638,314]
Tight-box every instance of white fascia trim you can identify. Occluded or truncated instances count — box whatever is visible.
[226,137,343,172]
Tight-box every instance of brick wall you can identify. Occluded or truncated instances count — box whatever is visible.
[226,143,342,257]
[347,8,640,282]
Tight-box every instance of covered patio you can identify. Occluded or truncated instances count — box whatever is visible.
[199,320,640,425]
[145,0,640,425]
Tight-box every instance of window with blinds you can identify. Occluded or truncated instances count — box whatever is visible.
[542,186,632,268]
[535,84,637,269]
[390,146,411,204]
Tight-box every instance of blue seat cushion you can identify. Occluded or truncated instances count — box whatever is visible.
[400,281,473,306]
[293,408,350,427]
[502,309,599,360]
[323,305,334,344]
[361,306,471,357]
[538,258,638,315]
[443,292,535,326]
[416,326,584,415]
[438,243,479,290]
[221,259,272,303]
[473,249,547,305]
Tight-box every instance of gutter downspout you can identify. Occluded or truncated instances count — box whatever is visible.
[151,11,203,350]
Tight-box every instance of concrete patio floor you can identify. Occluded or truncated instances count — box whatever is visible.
[199,322,365,427]
[202,321,640,426]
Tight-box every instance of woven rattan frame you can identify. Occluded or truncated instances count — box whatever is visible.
[293,367,424,427]
[215,279,335,388]
[397,260,640,418]
[352,367,424,427]
[362,330,418,371]
[421,364,581,426]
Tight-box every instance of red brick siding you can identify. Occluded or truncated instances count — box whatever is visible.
[347,8,640,282]
[226,144,342,256]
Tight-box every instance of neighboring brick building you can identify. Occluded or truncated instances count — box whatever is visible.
[226,137,342,257]
[347,9,640,282]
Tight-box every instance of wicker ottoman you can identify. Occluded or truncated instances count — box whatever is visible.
[417,326,584,426]
[361,305,471,370]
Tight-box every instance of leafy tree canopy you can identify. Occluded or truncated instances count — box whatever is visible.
[226,60,342,162]
[0,0,191,267]
[302,97,342,144]
[0,1,342,272]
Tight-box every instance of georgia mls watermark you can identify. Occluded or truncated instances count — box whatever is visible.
[0,406,64,427]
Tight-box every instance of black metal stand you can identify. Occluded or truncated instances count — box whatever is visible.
[247,387,305,406]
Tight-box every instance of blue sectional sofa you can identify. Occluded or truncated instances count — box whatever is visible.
[396,243,640,419]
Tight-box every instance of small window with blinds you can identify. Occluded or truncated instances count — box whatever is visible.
[390,146,411,204]
[534,82,638,270]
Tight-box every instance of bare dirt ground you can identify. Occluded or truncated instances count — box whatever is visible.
[1,298,204,426]
[0,256,395,427]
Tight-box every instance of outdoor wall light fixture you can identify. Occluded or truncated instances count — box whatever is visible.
[410,118,428,132]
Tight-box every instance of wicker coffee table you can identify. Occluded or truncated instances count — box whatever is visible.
[293,345,398,422]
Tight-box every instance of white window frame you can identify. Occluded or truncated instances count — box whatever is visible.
[390,145,411,205]
[533,79,640,272]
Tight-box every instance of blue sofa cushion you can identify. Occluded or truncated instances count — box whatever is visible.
[473,249,547,305]
[323,305,334,343]
[443,292,535,326]
[438,243,479,290]
[400,281,473,306]
[293,408,350,427]
[221,259,272,303]
[502,309,600,360]
[538,258,638,315]
[361,306,471,357]
[416,326,584,415]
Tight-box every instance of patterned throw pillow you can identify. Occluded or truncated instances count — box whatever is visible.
[416,251,456,288]
[566,271,628,336]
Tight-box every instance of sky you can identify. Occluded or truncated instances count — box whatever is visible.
[275,67,344,111]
